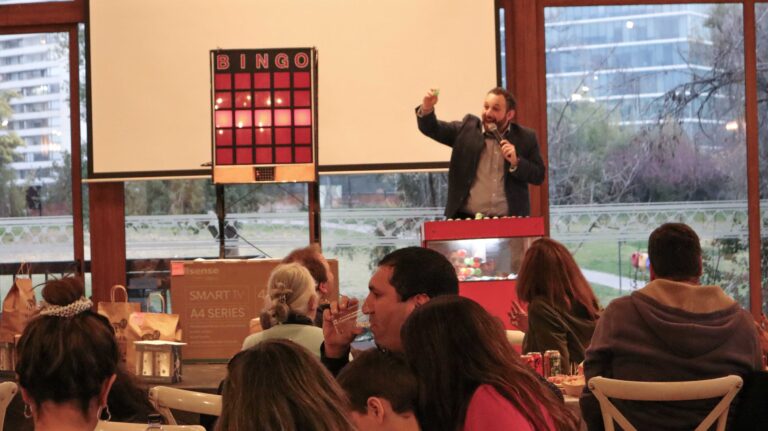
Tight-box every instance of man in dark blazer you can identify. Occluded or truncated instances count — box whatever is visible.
[416,87,545,218]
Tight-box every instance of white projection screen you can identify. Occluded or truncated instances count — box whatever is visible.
[88,0,498,179]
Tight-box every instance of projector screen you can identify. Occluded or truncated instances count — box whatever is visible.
[88,0,498,179]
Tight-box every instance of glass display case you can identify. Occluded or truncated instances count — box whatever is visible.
[422,217,545,329]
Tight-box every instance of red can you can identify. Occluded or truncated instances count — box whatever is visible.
[529,352,543,376]
[521,354,534,370]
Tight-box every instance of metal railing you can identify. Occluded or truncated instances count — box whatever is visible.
[0,200,756,264]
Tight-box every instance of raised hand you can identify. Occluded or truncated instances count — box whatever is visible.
[421,88,439,113]
[508,300,529,333]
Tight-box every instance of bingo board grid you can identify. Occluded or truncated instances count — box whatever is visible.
[213,68,313,166]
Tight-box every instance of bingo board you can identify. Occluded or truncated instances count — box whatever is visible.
[211,48,317,183]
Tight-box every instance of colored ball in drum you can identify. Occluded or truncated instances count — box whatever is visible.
[473,268,482,276]
[472,261,481,268]
[464,257,474,265]
[456,249,467,258]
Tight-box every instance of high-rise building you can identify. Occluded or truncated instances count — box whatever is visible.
[544,4,728,131]
[0,32,70,185]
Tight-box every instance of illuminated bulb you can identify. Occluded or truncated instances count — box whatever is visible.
[40,39,47,45]
[259,127,264,132]
[216,98,223,104]
[725,121,738,131]
[243,102,247,106]
[267,99,271,106]
[214,105,219,110]
[218,130,224,135]
[626,20,634,29]
[276,98,283,104]
[237,121,243,128]
[246,95,251,100]
[258,122,263,127]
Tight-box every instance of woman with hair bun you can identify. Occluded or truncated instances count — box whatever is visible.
[16,277,119,431]
[241,262,324,356]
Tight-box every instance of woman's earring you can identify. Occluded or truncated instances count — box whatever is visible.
[98,405,112,422]
[23,403,32,419]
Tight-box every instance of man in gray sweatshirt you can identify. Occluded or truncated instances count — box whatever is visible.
[580,223,763,430]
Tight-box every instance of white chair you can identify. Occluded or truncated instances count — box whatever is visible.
[0,381,17,431]
[506,329,525,346]
[95,422,204,430]
[588,375,743,431]
[149,386,222,425]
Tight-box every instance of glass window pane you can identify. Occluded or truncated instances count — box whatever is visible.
[0,32,73,265]
[757,2,767,314]
[223,183,310,259]
[124,179,218,260]
[545,5,748,308]
[319,172,446,298]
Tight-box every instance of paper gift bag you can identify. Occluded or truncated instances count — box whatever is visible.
[97,285,140,364]
[125,293,181,372]
[0,263,37,342]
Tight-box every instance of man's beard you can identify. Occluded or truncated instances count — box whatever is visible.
[483,116,508,132]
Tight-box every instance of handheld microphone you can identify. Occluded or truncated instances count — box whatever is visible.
[486,123,504,144]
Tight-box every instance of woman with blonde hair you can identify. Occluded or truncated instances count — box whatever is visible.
[241,262,324,356]
[510,237,601,367]
[217,339,355,431]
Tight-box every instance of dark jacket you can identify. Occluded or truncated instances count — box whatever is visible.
[579,279,763,431]
[522,298,597,367]
[416,108,545,218]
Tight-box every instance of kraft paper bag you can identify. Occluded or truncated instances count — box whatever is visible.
[125,293,181,373]
[0,263,37,342]
[97,285,140,364]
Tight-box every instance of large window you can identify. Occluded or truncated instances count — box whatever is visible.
[545,5,749,307]
[0,32,73,263]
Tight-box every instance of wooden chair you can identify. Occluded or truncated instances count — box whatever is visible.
[149,386,222,425]
[588,375,743,431]
[95,422,204,430]
[0,382,17,431]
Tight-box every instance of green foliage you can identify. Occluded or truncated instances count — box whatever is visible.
[125,180,217,215]
[0,91,26,217]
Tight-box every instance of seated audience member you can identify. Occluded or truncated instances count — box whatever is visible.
[402,296,579,431]
[580,223,763,430]
[283,244,335,326]
[510,237,601,367]
[322,246,459,374]
[16,277,119,431]
[242,263,323,357]
[337,349,420,431]
[217,339,355,431]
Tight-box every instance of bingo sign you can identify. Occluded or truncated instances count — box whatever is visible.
[211,48,317,183]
